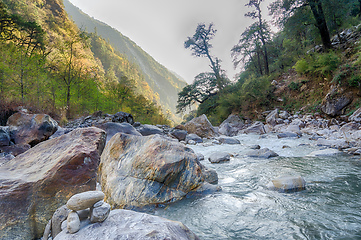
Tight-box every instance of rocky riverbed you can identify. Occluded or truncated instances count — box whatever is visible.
[1,108,361,239]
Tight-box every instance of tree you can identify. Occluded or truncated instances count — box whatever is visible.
[184,23,228,91]
[271,0,331,50]
[232,21,271,76]
[244,0,270,75]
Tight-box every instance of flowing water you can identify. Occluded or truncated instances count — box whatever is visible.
[151,134,361,240]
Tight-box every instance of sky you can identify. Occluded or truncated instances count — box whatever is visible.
[68,0,273,83]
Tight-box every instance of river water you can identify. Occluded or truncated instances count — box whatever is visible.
[152,134,361,240]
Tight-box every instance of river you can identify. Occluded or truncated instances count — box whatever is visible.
[151,133,361,239]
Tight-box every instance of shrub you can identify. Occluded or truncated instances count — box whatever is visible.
[348,75,361,87]
[288,82,302,91]
[294,59,310,74]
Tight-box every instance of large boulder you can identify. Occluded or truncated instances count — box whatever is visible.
[185,114,219,138]
[97,122,141,142]
[0,127,106,240]
[0,126,10,146]
[136,124,164,136]
[170,128,188,141]
[243,121,266,135]
[111,111,134,125]
[320,88,353,117]
[246,148,279,158]
[349,107,361,122]
[265,109,279,126]
[218,114,244,136]
[99,133,205,209]
[54,209,200,240]
[7,112,58,147]
[267,176,306,192]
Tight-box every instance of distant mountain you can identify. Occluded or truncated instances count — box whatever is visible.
[63,0,186,123]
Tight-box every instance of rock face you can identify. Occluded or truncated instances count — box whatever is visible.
[54,209,200,240]
[6,112,58,146]
[185,114,219,138]
[99,133,204,209]
[0,127,106,240]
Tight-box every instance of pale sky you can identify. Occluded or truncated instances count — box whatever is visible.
[68,0,273,83]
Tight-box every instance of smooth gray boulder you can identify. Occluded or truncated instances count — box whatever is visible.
[97,122,141,142]
[186,133,203,144]
[267,176,306,192]
[136,124,164,136]
[277,132,300,138]
[307,149,344,157]
[247,148,279,158]
[243,121,266,135]
[316,139,349,149]
[218,114,244,136]
[218,136,240,145]
[54,209,200,240]
[170,128,188,141]
[208,152,231,163]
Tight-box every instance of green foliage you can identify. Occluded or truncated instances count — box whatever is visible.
[288,82,302,91]
[348,75,361,87]
[315,52,341,75]
[0,1,171,125]
[294,59,311,75]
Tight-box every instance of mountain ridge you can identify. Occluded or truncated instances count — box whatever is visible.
[63,0,186,123]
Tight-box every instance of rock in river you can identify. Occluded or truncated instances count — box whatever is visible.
[268,176,306,192]
[185,114,219,138]
[98,133,205,209]
[54,209,200,240]
[0,127,106,240]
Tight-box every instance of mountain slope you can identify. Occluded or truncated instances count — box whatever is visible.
[63,0,186,123]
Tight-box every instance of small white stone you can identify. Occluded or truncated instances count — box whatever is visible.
[67,211,81,234]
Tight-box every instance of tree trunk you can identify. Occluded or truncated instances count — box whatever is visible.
[308,0,331,50]
[66,84,71,119]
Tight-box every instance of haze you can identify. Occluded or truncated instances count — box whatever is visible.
[68,0,272,83]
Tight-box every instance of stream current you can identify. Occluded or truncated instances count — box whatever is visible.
[151,133,361,240]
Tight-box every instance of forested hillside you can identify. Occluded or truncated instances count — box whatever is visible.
[0,0,177,125]
[178,0,361,125]
[63,0,186,123]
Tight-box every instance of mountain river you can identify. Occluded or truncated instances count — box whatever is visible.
[150,133,361,239]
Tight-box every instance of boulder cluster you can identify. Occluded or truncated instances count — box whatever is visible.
[3,105,361,239]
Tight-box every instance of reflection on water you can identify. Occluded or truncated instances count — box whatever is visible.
[151,134,361,239]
